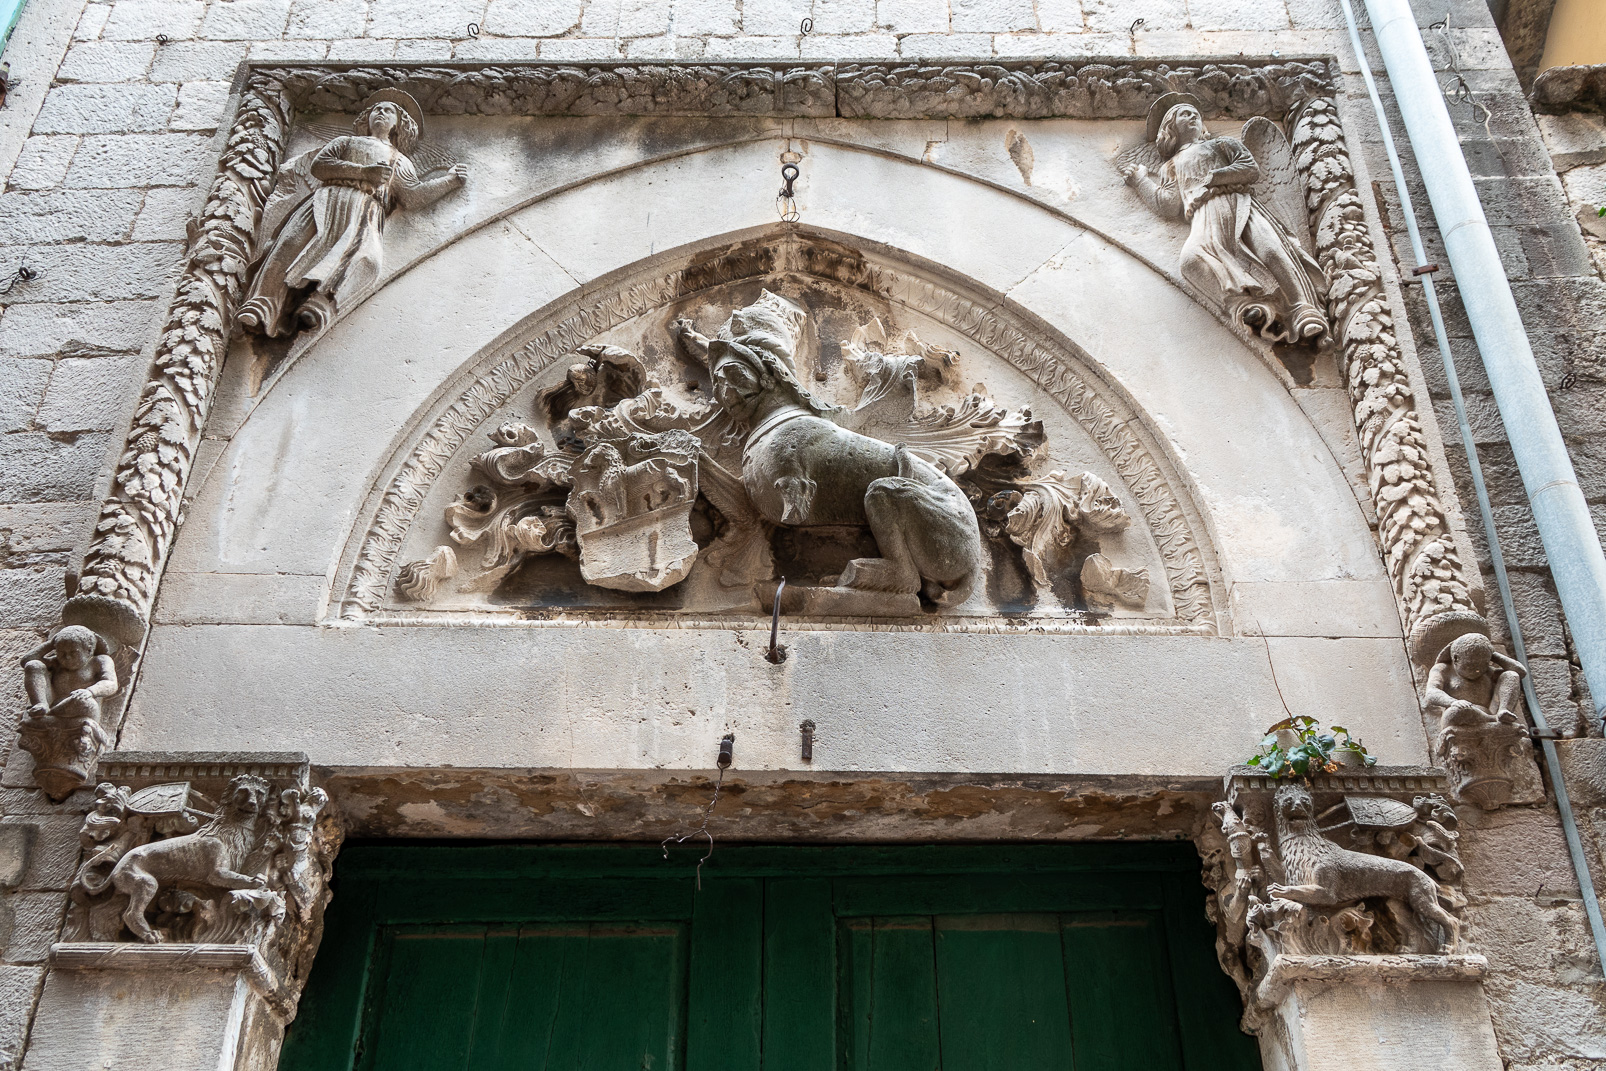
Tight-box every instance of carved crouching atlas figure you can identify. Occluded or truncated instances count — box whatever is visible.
[1267,782,1460,952]
[678,293,983,605]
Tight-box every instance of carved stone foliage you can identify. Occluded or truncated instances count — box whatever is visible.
[65,755,340,1015]
[1118,95,1329,346]
[382,276,1178,623]
[1202,768,1467,1022]
[1289,97,1483,659]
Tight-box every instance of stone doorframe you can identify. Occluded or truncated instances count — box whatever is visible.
[15,57,1507,1071]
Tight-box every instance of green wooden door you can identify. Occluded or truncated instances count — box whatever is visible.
[280,846,1259,1071]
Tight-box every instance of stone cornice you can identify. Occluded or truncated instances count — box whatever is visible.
[243,57,1338,121]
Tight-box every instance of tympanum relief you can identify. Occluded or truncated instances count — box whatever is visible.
[1119,93,1329,346]
[392,287,1164,621]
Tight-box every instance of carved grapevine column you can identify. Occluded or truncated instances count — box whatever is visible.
[1291,96,1484,656]
[17,77,293,798]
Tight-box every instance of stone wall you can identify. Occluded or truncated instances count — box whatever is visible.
[0,0,1603,1068]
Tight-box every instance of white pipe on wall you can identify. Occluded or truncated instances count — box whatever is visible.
[1363,0,1606,725]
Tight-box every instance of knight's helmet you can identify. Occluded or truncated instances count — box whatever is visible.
[717,290,807,371]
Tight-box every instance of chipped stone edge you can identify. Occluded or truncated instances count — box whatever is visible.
[1255,952,1490,1009]
[50,942,295,1021]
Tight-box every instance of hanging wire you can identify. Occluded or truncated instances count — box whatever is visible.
[661,735,734,889]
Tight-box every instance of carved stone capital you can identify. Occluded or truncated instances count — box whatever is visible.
[63,752,342,1021]
[1201,766,1469,1027]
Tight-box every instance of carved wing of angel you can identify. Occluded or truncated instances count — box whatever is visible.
[1114,140,1163,182]
[1240,116,1313,254]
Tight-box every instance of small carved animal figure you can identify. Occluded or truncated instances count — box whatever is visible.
[1267,782,1460,952]
[109,775,271,943]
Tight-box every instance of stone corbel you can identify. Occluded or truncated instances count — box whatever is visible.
[46,752,341,1032]
[1201,767,1502,1069]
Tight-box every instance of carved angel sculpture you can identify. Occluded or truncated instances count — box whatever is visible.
[1119,93,1328,345]
[239,89,467,339]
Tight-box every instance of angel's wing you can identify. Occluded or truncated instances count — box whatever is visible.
[409,139,461,176]
[1115,140,1162,179]
[1241,116,1312,253]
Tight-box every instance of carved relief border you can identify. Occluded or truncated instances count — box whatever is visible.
[336,231,1220,627]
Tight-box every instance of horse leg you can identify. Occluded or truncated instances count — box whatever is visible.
[840,477,922,594]
[115,867,163,944]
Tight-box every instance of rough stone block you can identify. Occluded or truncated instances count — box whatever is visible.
[55,40,155,82]
[810,0,876,33]
[1459,806,1579,897]
[0,567,69,628]
[0,891,66,964]
[899,32,994,56]
[395,38,455,60]
[1285,0,1345,28]
[0,825,35,890]
[876,0,949,33]
[0,189,142,245]
[707,35,801,59]
[170,80,234,130]
[198,0,292,39]
[0,502,96,556]
[248,37,329,60]
[34,83,176,137]
[993,32,1110,56]
[0,359,50,432]
[62,133,212,189]
[950,0,1035,33]
[1474,175,1574,228]
[673,0,739,36]
[1538,112,1606,170]
[1527,656,1585,736]
[539,37,623,60]
[367,0,492,39]
[0,433,113,503]
[287,0,367,38]
[0,300,159,358]
[74,3,112,41]
[622,34,705,58]
[0,966,45,1070]
[36,353,144,434]
[5,137,79,191]
[448,36,543,60]
[483,0,583,36]
[800,32,893,57]
[1266,972,1503,1071]
[2,816,83,892]
[328,36,403,61]
[1083,0,1188,33]
[1480,976,1606,1063]
[102,0,206,41]
[1034,0,1085,32]
[744,0,807,35]
[1189,0,1289,32]
[0,243,180,302]
[147,40,250,82]
[1503,569,1570,658]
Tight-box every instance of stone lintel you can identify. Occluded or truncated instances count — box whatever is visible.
[97,752,311,790]
[50,942,292,1021]
[1255,952,1488,1009]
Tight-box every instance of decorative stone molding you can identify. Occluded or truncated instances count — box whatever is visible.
[61,752,341,1020]
[35,57,1490,789]
[1201,767,1469,1027]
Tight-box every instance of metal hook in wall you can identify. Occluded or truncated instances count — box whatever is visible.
[777,163,800,223]
[766,579,789,664]
[0,264,40,295]
[661,734,735,889]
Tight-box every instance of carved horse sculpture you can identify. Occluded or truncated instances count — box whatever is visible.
[682,293,983,605]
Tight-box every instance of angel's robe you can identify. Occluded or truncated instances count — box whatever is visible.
[239,134,424,338]
[1157,135,1326,341]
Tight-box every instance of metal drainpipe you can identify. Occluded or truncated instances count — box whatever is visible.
[1342,0,1606,972]
[1361,0,1606,731]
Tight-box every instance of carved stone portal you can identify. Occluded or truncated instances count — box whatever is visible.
[390,282,1169,621]
[64,754,340,1016]
[1202,768,1467,1023]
